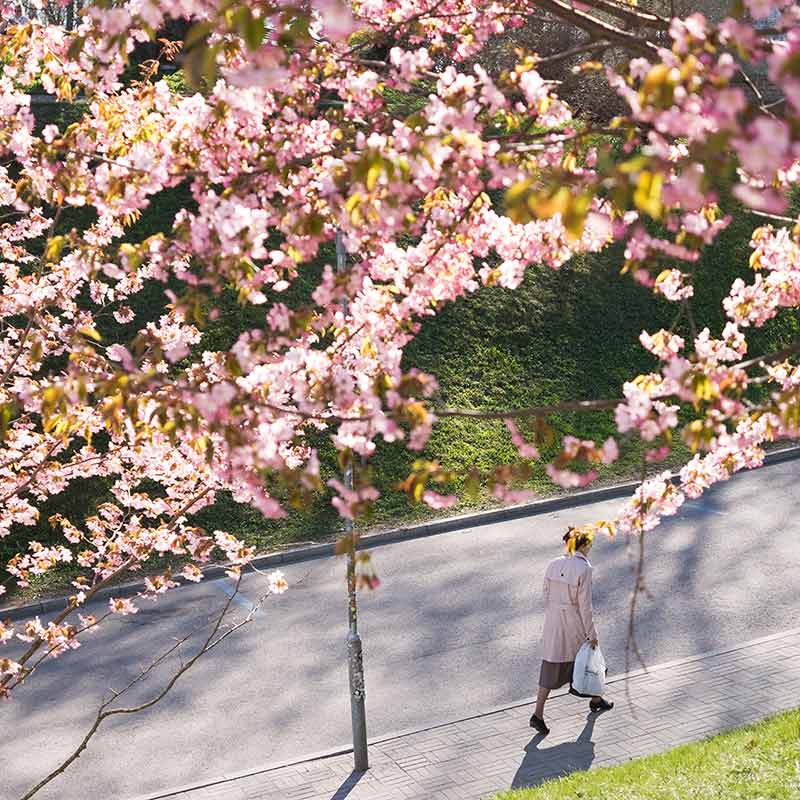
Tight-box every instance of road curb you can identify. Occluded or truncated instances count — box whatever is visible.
[127,624,800,800]
[3,446,799,623]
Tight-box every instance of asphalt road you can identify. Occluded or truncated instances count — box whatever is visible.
[2,458,799,800]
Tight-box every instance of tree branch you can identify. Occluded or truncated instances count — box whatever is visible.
[1,556,139,692]
[535,0,659,56]
[2,486,213,691]
[579,0,671,31]
[737,66,779,119]
[735,340,800,372]
[622,458,653,716]
[18,574,268,800]
[0,440,63,506]
[749,208,797,225]
[535,40,614,67]
[5,612,114,692]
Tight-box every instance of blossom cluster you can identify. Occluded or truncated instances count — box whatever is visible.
[2,0,800,696]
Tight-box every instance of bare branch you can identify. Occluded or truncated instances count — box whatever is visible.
[625,531,649,676]
[536,0,659,56]
[534,40,614,67]
[623,459,651,715]
[192,340,800,432]
[737,67,779,119]
[1,556,139,692]
[9,613,113,691]
[579,0,671,30]
[17,574,269,800]
[749,208,797,225]
[735,340,800,372]
[682,295,698,342]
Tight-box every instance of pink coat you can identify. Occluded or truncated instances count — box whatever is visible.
[540,552,598,663]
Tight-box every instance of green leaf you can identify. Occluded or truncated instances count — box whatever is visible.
[633,170,663,220]
[527,185,572,221]
[183,21,213,50]
[563,191,592,239]
[0,401,17,441]
[184,42,219,90]
[243,14,265,50]
[183,22,217,89]
[78,325,102,342]
[45,235,66,263]
[278,13,310,47]
[366,161,382,191]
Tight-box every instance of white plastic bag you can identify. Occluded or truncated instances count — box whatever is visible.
[572,641,606,697]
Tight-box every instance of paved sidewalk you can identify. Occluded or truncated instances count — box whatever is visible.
[137,628,800,800]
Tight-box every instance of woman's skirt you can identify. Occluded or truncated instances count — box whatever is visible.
[538,659,574,690]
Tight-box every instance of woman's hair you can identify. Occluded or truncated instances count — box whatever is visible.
[563,526,593,553]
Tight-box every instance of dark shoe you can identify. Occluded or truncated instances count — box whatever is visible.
[529,714,550,735]
[569,685,592,699]
[589,697,614,713]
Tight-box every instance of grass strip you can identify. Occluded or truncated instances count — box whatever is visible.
[495,708,800,800]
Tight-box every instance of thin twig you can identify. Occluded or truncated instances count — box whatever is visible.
[683,297,698,342]
[626,532,648,674]
[737,66,777,119]
[6,612,113,691]
[0,557,138,692]
[735,340,800,372]
[535,40,613,67]
[2,486,213,691]
[623,458,650,715]
[18,574,266,800]
[0,440,62,506]
[749,208,797,225]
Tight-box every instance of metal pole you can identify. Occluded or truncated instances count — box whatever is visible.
[336,229,369,772]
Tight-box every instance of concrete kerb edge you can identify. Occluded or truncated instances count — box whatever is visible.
[0,481,636,623]
[128,624,800,800]
[3,446,799,623]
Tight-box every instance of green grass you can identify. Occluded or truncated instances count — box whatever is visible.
[495,709,800,800]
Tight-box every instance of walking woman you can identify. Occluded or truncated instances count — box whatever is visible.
[530,526,613,735]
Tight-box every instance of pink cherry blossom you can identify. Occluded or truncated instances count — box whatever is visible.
[109,597,138,615]
[615,472,685,534]
[421,490,459,510]
[640,329,686,361]
[654,269,694,302]
[546,465,598,489]
[2,0,800,707]
[505,418,539,460]
[267,570,288,594]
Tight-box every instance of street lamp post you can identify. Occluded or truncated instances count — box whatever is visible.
[336,229,369,772]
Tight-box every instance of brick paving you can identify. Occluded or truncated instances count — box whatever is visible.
[135,628,800,800]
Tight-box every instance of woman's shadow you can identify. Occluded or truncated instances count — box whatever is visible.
[511,713,598,789]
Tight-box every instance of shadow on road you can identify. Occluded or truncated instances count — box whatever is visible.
[511,713,597,790]
[329,769,366,799]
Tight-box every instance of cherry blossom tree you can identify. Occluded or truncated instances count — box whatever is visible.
[2,0,800,773]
